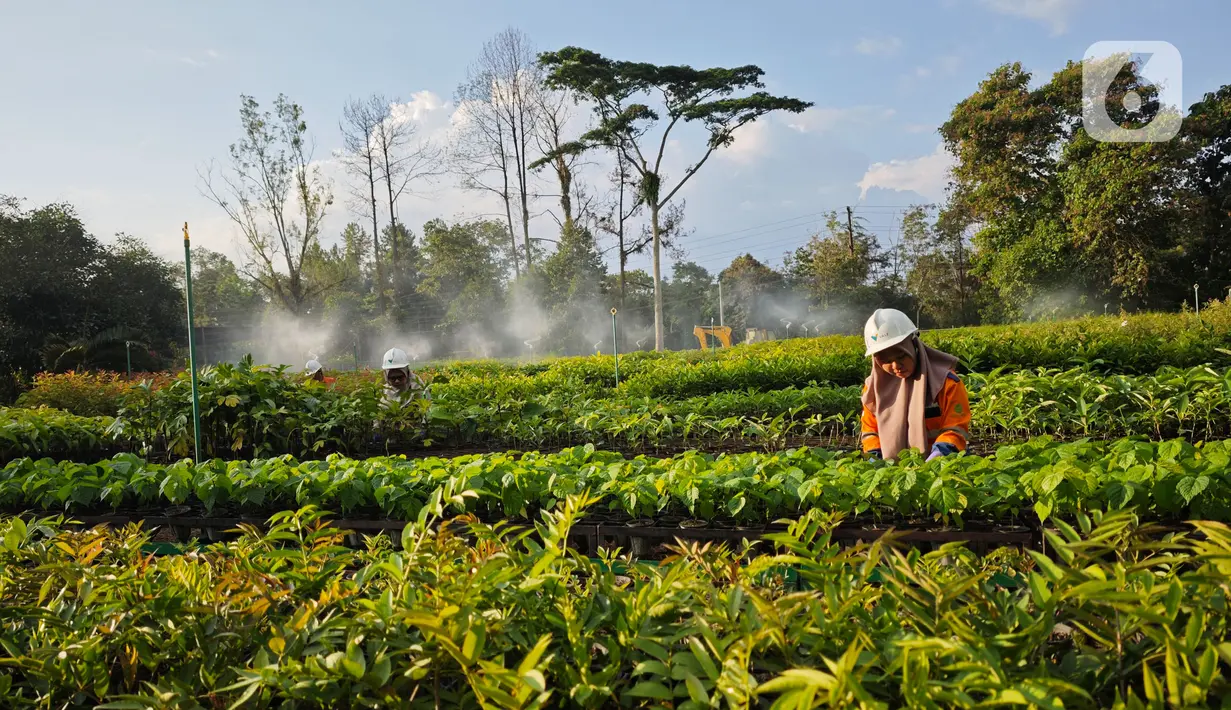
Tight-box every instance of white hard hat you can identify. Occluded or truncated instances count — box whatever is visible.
[304,359,322,375]
[381,347,410,370]
[863,308,917,356]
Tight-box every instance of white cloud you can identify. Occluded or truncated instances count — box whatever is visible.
[145,48,221,68]
[980,0,1081,35]
[389,90,450,125]
[937,55,962,74]
[857,144,954,201]
[786,106,894,134]
[854,36,903,57]
[716,119,772,165]
[908,55,962,83]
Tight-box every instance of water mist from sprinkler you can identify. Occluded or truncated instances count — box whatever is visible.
[781,319,793,338]
[802,320,816,336]
[524,337,542,362]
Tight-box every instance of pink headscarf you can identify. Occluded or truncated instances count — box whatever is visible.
[860,335,959,459]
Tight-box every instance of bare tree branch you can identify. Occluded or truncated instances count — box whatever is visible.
[197,94,333,316]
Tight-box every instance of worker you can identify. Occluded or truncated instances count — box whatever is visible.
[859,308,970,462]
[380,347,429,405]
[304,359,335,385]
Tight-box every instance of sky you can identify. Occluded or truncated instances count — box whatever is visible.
[3,0,1230,278]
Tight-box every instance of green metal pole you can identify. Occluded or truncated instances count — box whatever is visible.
[125,341,132,379]
[183,223,203,461]
[610,308,619,388]
[354,338,360,371]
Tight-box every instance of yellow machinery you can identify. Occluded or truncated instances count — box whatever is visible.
[694,325,733,350]
[745,328,776,344]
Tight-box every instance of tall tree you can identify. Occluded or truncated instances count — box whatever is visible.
[786,212,879,309]
[0,199,184,393]
[595,151,644,306]
[310,223,372,325]
[189,248,266,326]
[0,199,101,391]
[530,86,584,230]
[664,261,716,349]
[901,206,974,327]
[539,47,812,350]
[941,58,1186,316]
[200,94,334,315]
[339,95,388,314]
[1180,85,1231,299]
[719,254,785,339]
[370,95,443,287]
[453,28,542,276]
[418,218,509,328]
[540,223,608,352]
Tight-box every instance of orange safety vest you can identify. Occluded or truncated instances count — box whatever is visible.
[860,371,971,454]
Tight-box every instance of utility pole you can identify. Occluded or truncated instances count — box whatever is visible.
[718,280,725,327]
[846,206,855,256]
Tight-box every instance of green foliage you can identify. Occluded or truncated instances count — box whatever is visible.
[7,306,1231,458]
[0,200,183,401]
[0,407,116,460]
[942,60,1231,315]
[189,247,266,326]
[718,254,785,338]
[112,356,417,459]
[15,371,141,417]
[2,504,1231,706]
[418,218,510,329]
[539,223,608,352]
[4,436,1231,524]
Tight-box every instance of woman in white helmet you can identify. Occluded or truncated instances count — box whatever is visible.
[860,308,970,462]
[380,347,429,405]
[303,359,335,386]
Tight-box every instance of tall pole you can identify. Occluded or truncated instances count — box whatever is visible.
[125,341,132,379]
[183,223,203,462]
[610,308,620,388]
[718,280,725,327]
[846,206,855,257]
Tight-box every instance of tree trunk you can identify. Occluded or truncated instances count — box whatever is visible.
[368,153,384,316]
[386,175,399,288]
[556,156,573,231]
[619,250,627,309]
[508,110,534,274]
[618,182,627,309]
[502,167,520,278]
[652,204,664,352]
[521,196,533,273]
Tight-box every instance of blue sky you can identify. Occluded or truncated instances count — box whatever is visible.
[3,0,1229,276]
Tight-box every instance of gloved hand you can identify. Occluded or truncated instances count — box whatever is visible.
[927,442,959,462]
